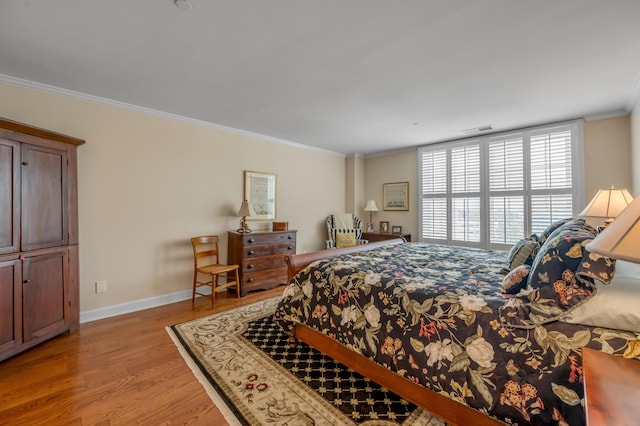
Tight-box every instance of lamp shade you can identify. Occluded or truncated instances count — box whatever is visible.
[237,200,251,217]
[579,186,633,219]
[587,195,640,263]
[364,200,379,212]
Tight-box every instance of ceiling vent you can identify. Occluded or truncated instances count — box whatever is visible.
[462,125,493,135]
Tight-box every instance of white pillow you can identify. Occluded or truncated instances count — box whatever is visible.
[563,261,640,332]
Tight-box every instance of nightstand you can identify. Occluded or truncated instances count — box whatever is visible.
[582,347,640,425]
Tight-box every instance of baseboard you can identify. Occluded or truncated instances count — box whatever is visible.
[79,287,212,324]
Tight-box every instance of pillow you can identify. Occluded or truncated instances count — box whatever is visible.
[502,264,530,294]
[538,217,574,246]
[335,232,357,248]
[506,234,539,270]
[500,219,601,329]
[563,261,640,332]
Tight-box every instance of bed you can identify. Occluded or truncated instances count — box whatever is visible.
[273,219,640,425]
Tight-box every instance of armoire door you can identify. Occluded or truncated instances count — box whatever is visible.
[22,248,69,342]
[21,143,68,251]
[0,139,20,255]
[0,258,22,353]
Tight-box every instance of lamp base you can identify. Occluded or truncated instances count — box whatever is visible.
[237,217,252,233]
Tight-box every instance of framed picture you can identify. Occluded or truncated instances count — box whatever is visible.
[383,182,409,211]
[244,170,276,220]
[380,221,389,233]
[392,225,403,234]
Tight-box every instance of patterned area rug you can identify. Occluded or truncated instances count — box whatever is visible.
[167,297,445,426]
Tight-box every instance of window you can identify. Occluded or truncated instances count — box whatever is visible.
[418,120,584,250]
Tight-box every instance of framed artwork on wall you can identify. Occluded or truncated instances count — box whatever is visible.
[383,182,409,211]
[244,170,277,220]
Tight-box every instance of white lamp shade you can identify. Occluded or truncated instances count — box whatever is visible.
[364,200,379,212]
[587,195,640,263]
[579,187,633,219]
[237,200,251,217]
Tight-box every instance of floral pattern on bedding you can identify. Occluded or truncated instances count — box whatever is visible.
[273,243,638,425]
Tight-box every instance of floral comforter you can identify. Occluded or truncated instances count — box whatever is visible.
[273,243,638,425]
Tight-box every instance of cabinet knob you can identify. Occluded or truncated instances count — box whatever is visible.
[248,278,254,283]
[22,161,29,166]
[248,264,254,269]
[248,238,254,243]
[288,235,293,239]
[23,279,31,283]
[248,250,255,255]
[287,246,293,250]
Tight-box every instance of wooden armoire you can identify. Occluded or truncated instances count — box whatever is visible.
[0,118,84,361]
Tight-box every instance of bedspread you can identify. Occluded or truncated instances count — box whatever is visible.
[274,242,638,425]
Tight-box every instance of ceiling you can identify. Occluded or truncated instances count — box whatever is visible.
[1,1,640,156]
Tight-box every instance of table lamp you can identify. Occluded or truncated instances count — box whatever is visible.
[579,185,633,229]
[364,200,379,231]
[587,194,640,263]
[236,200,252,233]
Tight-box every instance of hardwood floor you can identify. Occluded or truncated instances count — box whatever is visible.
[0,287,284,425]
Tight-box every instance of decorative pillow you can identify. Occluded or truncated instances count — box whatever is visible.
[506,234,538,270]
[335,232,357,248]
[500,219,600,329]
[564,261,640,332]
[502,264,530,294]
[537,217,574,246]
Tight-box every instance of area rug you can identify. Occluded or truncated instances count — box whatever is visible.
[167,297,445,426]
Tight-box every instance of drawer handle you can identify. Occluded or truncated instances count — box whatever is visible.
[248,264,254,269]
[23,279,31,283]
[288,235,293,239]
[248,250,255,255]
[248,238,255,243]
[248,278,254,282]
[287,246,293,250]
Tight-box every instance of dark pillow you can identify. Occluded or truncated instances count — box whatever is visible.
[502,264,530,294]
[506,234,539,270]
[538,217,574,246]
[500,219,601,329]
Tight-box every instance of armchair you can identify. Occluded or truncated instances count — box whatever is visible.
[326,213,369,249]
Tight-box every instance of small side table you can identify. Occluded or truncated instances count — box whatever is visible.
[583,347,640,425]
[362,232,411,242]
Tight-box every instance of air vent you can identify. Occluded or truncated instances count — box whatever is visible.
[462,125,493,135]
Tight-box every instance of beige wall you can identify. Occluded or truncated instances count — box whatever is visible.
[631,97,640,194]
[0,82,345,315]
[583,116,633,198]
[363,149,418,238]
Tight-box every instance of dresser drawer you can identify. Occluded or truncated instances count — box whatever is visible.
[242,267,288,289]
[244,242,296,258]
[241,231,296,246]
[241,254,288,274]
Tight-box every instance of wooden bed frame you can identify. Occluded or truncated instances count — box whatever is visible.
[285,239,503,426]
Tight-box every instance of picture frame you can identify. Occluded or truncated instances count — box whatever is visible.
[392,225,403,234]
[383,182,409,211]
[244,170,276,220]
[379,221,389,233]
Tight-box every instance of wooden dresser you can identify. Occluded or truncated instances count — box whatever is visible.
[0,118,84,361]
[228,230,297,296]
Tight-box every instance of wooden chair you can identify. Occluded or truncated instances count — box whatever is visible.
[191,235,240,308]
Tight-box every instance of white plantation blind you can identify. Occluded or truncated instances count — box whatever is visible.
[418,120,583,250]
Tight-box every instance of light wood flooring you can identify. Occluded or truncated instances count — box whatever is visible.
[0,287,284,425]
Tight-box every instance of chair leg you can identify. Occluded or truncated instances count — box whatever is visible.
[192,271,197,306]
[211,274,216,309]
[234,269,241,299]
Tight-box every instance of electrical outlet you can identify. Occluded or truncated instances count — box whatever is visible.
[96,280,107,294]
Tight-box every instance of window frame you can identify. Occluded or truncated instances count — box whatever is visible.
[417,120,584,250]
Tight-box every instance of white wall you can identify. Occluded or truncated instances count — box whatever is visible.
[0,82,345,316]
